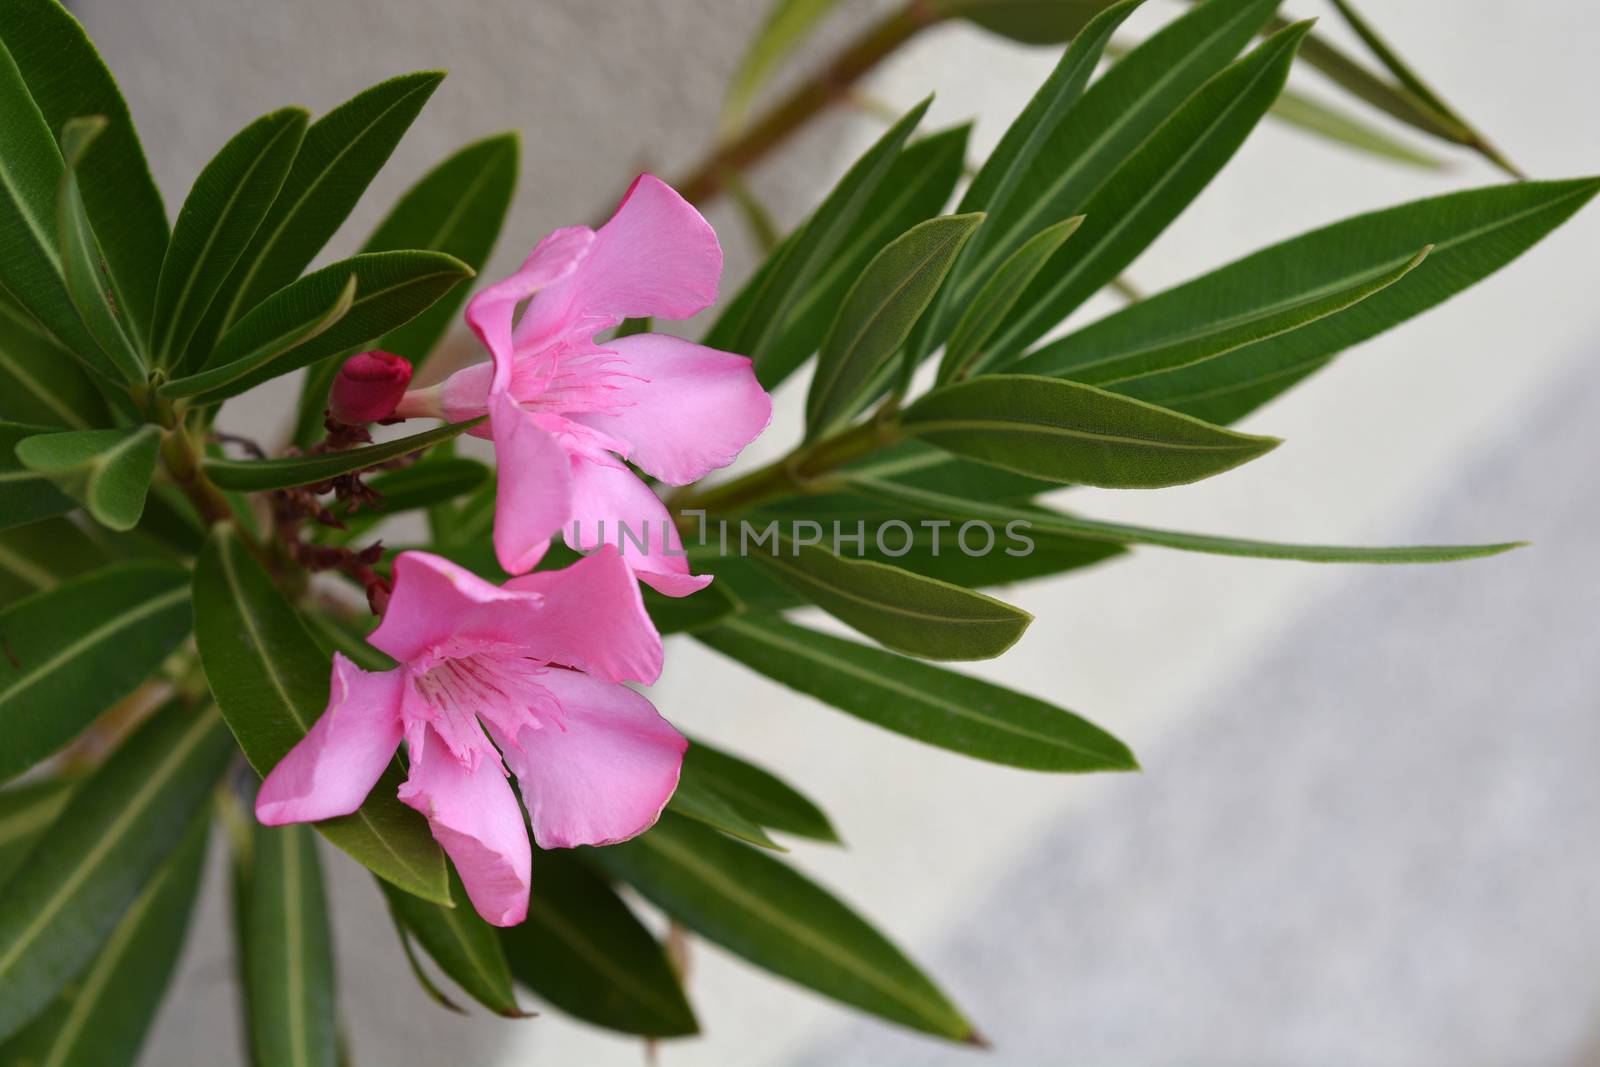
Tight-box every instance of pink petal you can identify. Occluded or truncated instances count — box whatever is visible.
[565,453,711,597]
[369,549,544,664]
[503,545,663,685]
[465,226,595,391]
[497,669,686,849]
[256,654,404,825]
[517,175,721,345]
[570,333,771,485]
[398,725,532,926]
[491,392,575,576]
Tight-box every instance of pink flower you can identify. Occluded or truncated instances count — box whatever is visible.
[330,350,412,424]
[401,174,771,594]
[254,547,685,926]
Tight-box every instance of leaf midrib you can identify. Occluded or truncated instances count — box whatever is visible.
[906,414,1257,453]
[523,901,684,1025]
[0,583,185,708]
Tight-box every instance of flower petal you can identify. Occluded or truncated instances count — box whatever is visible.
[465,226,595,391]
[369,549,544,664]
[503,544,663,685]
[498,669,686,849]
[518,175,721,345]
[491,392,575,576]
[570,333,771,485]
[564,453,711,597]
[256,654,404,825]
[398,725,532,926]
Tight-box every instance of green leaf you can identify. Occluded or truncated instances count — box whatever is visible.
[720,0,844,132]
[900,373,1279,488]
[0,421,75,531]
[0,778,74,885]
[682,737,838,842]
[931,0,1280,365]
[0,700,232,1043]
[912,0,1140,363]
[193,526,450,903]
[753,536,1031,660]
[57,117,145,385]
[1056,178,1600,425]
[984,19,1313,363]
[381,867,523,1018]
[236,821,338,1067]
[1014,245,1431,384]
[328,457,490,542]
[846,476,1525,564]
[667,774,783,851]
[167,249,472,402]
[698,615,1135,771]
[0,561,191,782]
[0,810,208,1067]
[0,0,169,343]
[15,424,162,531]
[938,214,1082,383]
[0,518,112,603]
[1268,86,1443,170]
[641,578,737,636]
[500,849,698,1037]
[710,123,970,393]
[933,0,1122,43]
[843,438,1058,501]
[806,212,983,437]
[152,108,308,370]
[589,812,974,1041]
[0,286,109,429]
[202,417,479,492]
[193,71,446,358]
[708,98,931,384]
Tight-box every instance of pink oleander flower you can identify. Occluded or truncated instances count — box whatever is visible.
[397,174,771,594]
[330,350,412,424]
[254,546,684,926]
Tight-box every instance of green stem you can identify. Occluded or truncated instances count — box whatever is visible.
[159,420,235,529]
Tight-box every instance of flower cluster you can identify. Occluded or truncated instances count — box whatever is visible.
[258,176,771,924]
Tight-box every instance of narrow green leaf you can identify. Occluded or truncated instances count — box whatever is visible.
[710,123,970,392]
[806,212,983,437]
[170,249,472,402]
[203,417,478,492]
[0,778,74,885]
[720,0,845,132]
[984,19,1313,363]
[1015,245,1431,384]
[590,812,974,1041]
[708,98,931,382]
[939,215,1082,382]
[500,849,698,1037]
[668,774,784,850]
[381,868,525,1018]
[933,0,1122,43]
[0,518,110,603]
[847,476,1525,564]
[0,701,232,1042]
[753,536,1031,660]
[194,71,446,358]
[57,117,145,385]
[641,578,737,636]
[153,108,308,370]
[843,438,1058,501]
[0,0,170,342]
[0,561,191,781]
[386,912,467,1014]
[900,373,1279,488]
[328,457,489,542]
[0,287,109,429]
[0,810,208,1067]
[236,821,338,1067]
[1268,86,1443,169]
[699,615,1136,772]
[0,421,75,532]
[682,737,838,843]
[912,0,1141,362]
[193,526,450,903]
[1055,178,1600,425]
[160,274,356,400]
[15,424,162,531]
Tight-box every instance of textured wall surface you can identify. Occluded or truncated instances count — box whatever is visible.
[73,1,1600,1064]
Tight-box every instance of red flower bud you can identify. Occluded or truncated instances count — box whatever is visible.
[329,350,412,424]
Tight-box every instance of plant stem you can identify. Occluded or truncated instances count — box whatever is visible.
[160,421,235,528]
[669,1,943,208]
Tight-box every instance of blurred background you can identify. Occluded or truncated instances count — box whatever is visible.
[72,0,1599,1063]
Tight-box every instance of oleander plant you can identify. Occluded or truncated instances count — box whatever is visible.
[0,0,1592,1061]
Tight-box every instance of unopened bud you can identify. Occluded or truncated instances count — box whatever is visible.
[330,350,412,424]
